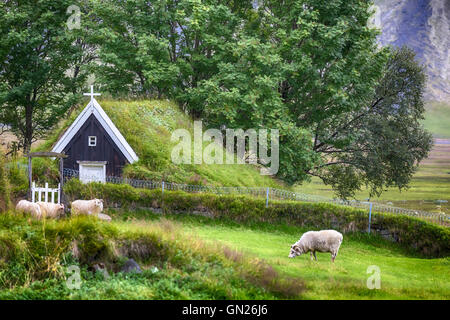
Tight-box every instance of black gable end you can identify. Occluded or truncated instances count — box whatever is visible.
[62,114,128,176]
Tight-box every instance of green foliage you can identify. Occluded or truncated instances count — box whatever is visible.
[0,0,88,153]
[1,0,432,198]
[90,0,387,185]
[4,157,59,202]
[85,0,430,197]
[310,47,433,199]
[64,179,450,257]
[6,165,28,199]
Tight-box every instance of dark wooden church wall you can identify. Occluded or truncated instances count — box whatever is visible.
[62,114,127,176]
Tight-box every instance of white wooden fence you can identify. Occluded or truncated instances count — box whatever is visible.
[31,182,61,204]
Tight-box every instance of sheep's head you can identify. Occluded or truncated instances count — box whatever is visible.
[94,199,104,212]
[288,244,303,258]
[56,204,65,217]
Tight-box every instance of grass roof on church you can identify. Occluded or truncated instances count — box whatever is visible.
[38,99,283,188]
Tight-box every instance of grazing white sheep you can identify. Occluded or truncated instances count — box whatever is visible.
[37,202,65,219]
[15,200,42,219]
[71,199,103,216]
[288,230,343,262]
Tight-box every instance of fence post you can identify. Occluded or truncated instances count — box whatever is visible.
[161,181,165,213]
[266,187,269,208]
[44,182,49,203]
[368,202,373,234]
[31,182,35,203]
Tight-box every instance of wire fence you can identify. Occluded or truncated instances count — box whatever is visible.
[62,168,450,227]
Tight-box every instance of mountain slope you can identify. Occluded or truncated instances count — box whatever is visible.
[373,0,450,101]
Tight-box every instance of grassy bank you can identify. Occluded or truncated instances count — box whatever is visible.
[1,209,448,300]
[0,213,305,300]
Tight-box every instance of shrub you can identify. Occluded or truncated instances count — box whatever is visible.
[0,151,12,212]
[7,163,28,199]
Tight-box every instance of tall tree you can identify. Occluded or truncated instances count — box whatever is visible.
[0,0,84,153]
[89,0,178,97]
[81,0,432,198]
[309,47,433,198]
[90,0,251,111]
[191,0,388,183]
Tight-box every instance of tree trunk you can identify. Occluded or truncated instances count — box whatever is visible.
[23,103,33,155]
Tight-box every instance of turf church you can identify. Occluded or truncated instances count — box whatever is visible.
[51,86,139,183]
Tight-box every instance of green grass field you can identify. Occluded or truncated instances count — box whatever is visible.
[294,101,450,213]
[2,99,449,300]
[1,211,447,300]
[111,211,450,300]
[294,138,450,214]
[423,102,450,139]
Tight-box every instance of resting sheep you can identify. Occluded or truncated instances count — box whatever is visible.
[37,202,65,219]
[71,199,104,216]
[288,230,343,262]
[16,200,42,219]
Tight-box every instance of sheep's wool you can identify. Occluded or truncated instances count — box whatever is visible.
[290,230,343,262]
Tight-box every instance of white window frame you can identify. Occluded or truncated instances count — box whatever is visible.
[88,136,97,147]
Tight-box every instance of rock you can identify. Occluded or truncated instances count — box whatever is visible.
[378,229,399,243]
[120,258,142,274]
[373,0,450,101]
[97,213,112,222]
[92,262,109,279]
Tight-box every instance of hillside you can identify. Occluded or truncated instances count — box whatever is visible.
[37,99,282,189]
[4,97,448,213]
[423,101,450,139]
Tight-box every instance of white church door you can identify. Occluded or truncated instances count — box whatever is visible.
[77,161,107,184]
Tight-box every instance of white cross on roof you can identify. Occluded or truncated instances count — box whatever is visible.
[83,85,101,102]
